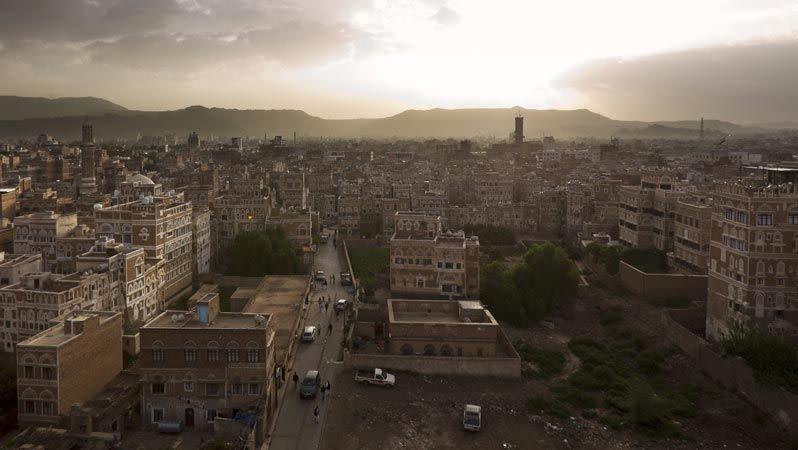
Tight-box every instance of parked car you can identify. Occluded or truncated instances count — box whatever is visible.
[354,368,395,387]
[300,370,321,398]
[320,233,329,243]
[335,298,348,311]
[314,271,326,282]
[340,272,353,286]
[463,404,482,431]
[301,326,318,342]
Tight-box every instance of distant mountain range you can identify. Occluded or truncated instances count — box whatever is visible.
[0,96,781,141]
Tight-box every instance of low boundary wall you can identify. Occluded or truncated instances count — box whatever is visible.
[662,309,798,430]
[350,327,520,378]
[620,261,707,300]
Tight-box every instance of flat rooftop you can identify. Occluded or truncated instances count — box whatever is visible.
[388,299,494,325]
[244,275,308,357]
[19,311,120,347]
[145,310,270,330]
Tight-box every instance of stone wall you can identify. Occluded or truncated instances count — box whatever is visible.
[662,309,798,431]
[349,326,520,378]
[619,261,707,300]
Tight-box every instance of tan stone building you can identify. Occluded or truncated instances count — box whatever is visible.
[618,172,685,251]
[16,310,123,426]
[139,293,277,431]
[13,212,79,272]
[387,299,499,356]
[192,207,212,276]
[95,192,193,301]
[76,238,164,324]
[0,270,114,352]
[389,213,480,299]
[707,166,798,341]
[671,195,712,274]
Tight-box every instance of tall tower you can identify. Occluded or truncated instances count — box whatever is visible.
[513,113,524,145]
[700,117,704,140]
[82,120,93,145]
[79,120,97,196]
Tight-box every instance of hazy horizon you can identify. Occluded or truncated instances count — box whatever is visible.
[2,1,798,123]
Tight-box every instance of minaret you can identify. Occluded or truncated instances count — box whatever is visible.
[79,119,98,196]
[700,117,704,141]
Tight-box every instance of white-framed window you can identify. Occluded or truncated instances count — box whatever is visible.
[184,382,193,392]
[415,277,425,288]
[249,383,260,395]
[756,214,773,226]
[152,349,164,362]
[247,349,261,363]
[151,382,165,394]
[231,383,243,395]
[227,349,240,362]
[184,349,197,363]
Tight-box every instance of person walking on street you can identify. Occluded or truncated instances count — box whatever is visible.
[328,322,333,335]
[321,383,327,400]
[325,381,331,396]
[292,372,299,389]
[314,405,320,423]
[324,302,329,313]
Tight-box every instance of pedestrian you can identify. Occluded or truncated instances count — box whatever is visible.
[321,383,327,400]
[324,302,329,313]
[328,322,333,335]
[292,372,299,388]
[314,405,320,423]
[325,380,331,395]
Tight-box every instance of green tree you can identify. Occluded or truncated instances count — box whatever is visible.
[480,242,579,326]
[224,228,301,276]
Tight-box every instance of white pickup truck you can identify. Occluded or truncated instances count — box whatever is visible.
[354,368,396,387]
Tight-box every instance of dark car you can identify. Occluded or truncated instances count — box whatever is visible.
[300,370,321,398]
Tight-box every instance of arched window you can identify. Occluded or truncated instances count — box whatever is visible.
[777,262,785,275]
[400,344,413,355]
[440,345,453,356]
[423,344,436,356]
[757,261,765,274]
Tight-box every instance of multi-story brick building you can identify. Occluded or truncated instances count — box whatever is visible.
[618,172,685,251]
[0,270,114,352]
[209,194,272,253]
[95,192,193,301]
[192,207,212,276]
[16,310,123,426]
[389,213,479,299]
[13,212,79,272]
[476,173,513,205]
[276,172,306,209]
[707,166,798,341]
[139,293,276,431]
[671,194,712,274]
[76,237,164,324]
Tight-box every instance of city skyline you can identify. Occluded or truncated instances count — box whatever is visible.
[1,0,798,123]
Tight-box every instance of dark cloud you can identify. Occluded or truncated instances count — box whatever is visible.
[86,22,353,71]
[557,40,798,123]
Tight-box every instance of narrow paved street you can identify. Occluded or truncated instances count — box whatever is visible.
[268,232,348,450]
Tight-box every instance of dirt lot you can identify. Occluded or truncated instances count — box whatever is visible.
[321,283,792,450]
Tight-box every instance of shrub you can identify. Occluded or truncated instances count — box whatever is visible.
[721,323,798,389]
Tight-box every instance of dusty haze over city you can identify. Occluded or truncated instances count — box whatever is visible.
[1,0,798,123]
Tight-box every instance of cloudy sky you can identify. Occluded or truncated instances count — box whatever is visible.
[1,0,797,122]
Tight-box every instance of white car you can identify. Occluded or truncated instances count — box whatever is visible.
[335,298,348,311]
[301,326,318,342]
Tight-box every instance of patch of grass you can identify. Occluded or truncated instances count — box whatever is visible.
[516,341,566,379]
[527,395,570,419]
[559,331,698,439]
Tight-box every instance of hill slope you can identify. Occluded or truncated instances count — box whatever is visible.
[0,97,764,140]
[0,96,127,121]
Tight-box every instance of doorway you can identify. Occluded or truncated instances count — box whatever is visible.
[185,408,194,427]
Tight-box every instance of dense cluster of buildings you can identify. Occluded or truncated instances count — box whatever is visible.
[3,115,798,446]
